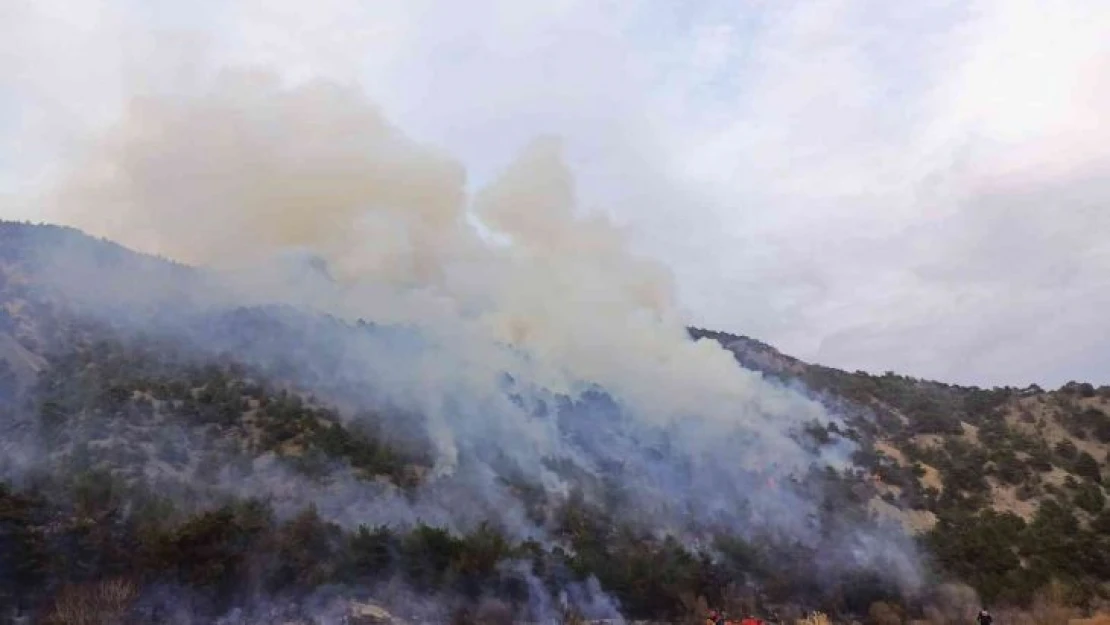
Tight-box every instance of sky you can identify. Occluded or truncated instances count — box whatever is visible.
[1,0,1109,388]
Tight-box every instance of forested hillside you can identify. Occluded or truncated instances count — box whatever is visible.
[692,329,1110,606]
[2,221,1109,624]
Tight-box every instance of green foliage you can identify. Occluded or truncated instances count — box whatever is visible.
[1073,482,1105,514]
[993,451,1031,486]
[32,333,428,489]
[12,461,922,621]
[1091,511,1110,535]
[1074,452,1102,484]
[927,497,1110,607]
[347,524,397,579]
[1028,449,1055,473]
[149,501,271,593]
[267,506,345,592]
[926,510,1030,603]
[1073,408,1110,443]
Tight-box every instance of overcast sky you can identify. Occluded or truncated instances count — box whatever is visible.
[2,0,1109,388]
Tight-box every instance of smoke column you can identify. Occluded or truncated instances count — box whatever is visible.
[25,69,923,605]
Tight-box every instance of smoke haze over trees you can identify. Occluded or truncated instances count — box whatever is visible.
[0,19,1108,620]
[4,219,1110,623]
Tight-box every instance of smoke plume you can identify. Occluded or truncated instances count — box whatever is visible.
[14,68,925,615]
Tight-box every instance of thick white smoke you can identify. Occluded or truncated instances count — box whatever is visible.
[17,69,924,607]
[48,69,829,470]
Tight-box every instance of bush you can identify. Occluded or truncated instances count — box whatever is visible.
[267,506,344,592]
[1073,483,1105,514]
[1074,452,1102,484]
[1055,440,1078,462]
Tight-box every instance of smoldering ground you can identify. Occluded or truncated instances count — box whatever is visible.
[1,69,925,618]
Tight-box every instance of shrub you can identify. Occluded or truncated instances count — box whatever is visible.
[1073,483,1105,514]
[1055,440,1078,462]
[1074,452,1102,484]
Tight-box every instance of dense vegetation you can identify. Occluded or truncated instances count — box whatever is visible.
[0,472,909,623]
[0,329,909,623]
[0,341,1028,622]
[4,222,1110,623]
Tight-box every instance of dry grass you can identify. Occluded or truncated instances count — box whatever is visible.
[1030,582,1082,625]
[875,442,908,466]
[42,578,138,625]
[987,479,1038,520]
[797,611,831,625]
[922,583,979,625]
[869,497,939,534]
[911,581,1092,625]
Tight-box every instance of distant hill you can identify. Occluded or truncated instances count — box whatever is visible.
[3,220,1110,623]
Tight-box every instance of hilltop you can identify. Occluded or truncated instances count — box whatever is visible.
[2,221,1110,623]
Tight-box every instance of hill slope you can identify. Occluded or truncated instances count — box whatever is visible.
[692,328,1110,525]
[2,221,1110,623]
[691,328,1110,604]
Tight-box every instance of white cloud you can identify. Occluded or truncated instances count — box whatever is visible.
[2,0,1108,387]
[648,0,1110,387]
